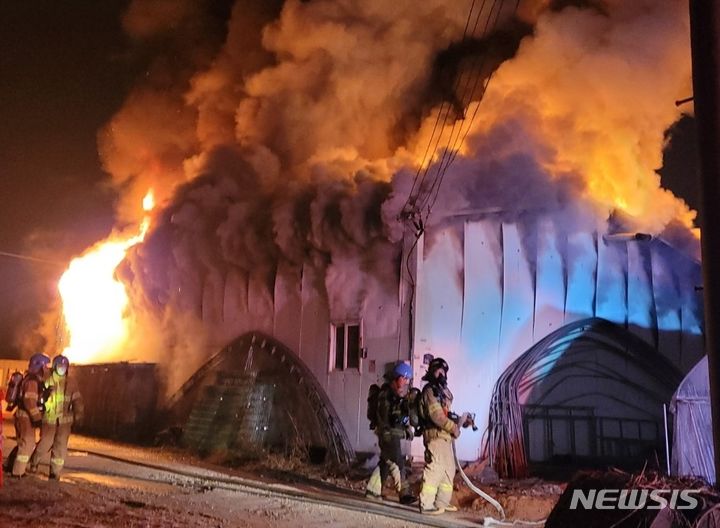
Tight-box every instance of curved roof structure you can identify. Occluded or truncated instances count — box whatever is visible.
[487,317,683,477]
[166,332,355,467]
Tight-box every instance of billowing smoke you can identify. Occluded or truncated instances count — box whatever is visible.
[88,0,696,388]
[410,0,694,233]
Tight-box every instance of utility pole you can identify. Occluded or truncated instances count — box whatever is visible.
[689,0,720,485]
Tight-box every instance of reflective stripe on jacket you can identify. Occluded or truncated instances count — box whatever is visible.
[421,383,457,441]
[17,375,43,423]
[43,373,84,425]
[375,384,408,439]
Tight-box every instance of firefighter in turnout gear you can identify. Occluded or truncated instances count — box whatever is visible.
[418,357,467,515]
[12,353,50,477]
[365,361,416,504]
[30,355,84,479]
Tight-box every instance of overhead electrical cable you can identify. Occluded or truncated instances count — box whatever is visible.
[415,0,501,217]
[411,0,490,215]
[422,0,519,222]
[0,250,64,266]
[400,0,483,218]
[400,0,517,367]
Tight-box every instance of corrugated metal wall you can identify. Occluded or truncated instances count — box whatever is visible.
[414,217,703,460]
[193,255,405,455]
[183,214,702,458]
[73,363,159,442]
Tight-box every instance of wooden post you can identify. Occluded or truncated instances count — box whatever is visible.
[689,0,720,485]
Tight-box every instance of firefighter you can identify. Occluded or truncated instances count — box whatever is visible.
[11,353,50,477]
[29,355,83,479]
[365,361,416,504]
[418,357,468,515]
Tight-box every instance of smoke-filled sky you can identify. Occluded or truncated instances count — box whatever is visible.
[0,1,130,355]
[0,0,701,358]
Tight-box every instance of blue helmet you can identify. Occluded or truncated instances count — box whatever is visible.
[52,355,70,376]
[392,361,413,380]
[28,353,50,375]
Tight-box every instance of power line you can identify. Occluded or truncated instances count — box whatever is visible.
[412,0,490,213]
[421,0,514,222]
[400,0,483,218]
[0,250,65,266]
[399,0,519,361]
[416,0,496,217]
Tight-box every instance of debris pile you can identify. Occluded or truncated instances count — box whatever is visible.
[545,468,720,528]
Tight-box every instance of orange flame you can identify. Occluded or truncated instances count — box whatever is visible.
[59,190,154,364]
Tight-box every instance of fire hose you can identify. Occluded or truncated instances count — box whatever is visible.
[451,439,505,519]
[452,442,547,526]
[450,411,546,527]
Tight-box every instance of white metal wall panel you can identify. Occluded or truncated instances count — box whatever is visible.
[300,265,331,383]
[222,268,248,324]
[409,233,427,461]
[360,272,405,450]
[410,233,428,385]
[417,228,464,366]
[273,263,302,354]
[564,232,597,323]
[247,271,274,335]
[533,218,566,341]
[459,220,503,459]
[417,227,469,457]
[627,242,657,347]
[332,371,363,448]
[595,238,628,326]
[650,244,682,366]
[215,269,252,348]
[498,223,535,370]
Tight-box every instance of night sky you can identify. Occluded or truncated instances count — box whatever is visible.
[0,1,138,355]
[0,1,702,357]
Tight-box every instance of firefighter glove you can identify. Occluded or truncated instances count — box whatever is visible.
[404,426,414,440]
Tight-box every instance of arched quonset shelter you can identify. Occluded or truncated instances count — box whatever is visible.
[166,332,355,466]
[486,318,682,478]
[409,215,703,462]
[671,355,715,484]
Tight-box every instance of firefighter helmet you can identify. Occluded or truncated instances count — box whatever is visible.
[28,353,50,375]
[422,357,449,381]
[52,355,70,376]
[392,361,413,380]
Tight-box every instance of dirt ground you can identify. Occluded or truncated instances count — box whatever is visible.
[0,418,561,527]
[0,418,425,528]
[0,451,424,527]
[0,472,425,528]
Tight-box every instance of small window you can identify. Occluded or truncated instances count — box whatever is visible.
[334,325,345,371]
[330,321,362,371]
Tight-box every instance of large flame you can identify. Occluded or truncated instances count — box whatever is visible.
[58,190,154,364]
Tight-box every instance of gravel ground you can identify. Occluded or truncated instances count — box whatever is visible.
[0,418,558,527]
[0,472,424,528]
[0,419,427,528]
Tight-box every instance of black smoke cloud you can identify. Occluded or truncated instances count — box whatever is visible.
[60,0,698,373]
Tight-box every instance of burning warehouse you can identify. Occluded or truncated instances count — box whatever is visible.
[6,0,710,484]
